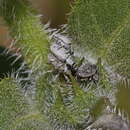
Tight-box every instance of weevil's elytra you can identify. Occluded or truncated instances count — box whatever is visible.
[50,34,75,67]
[49,33,99,83]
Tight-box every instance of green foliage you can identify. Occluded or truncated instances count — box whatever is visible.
[0,0,129,129]
[36,74,81,128]
[11,113,51,130]
[35,71,110,129]
[116,78,130,120]
[0,78,51,130]
[68,0,130,76]
[96,58,112,90]
[0,0,49,70]
[90,97,107,120]
[0,78,28,129]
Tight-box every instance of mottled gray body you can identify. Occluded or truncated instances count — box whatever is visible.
[49,34,75,74]
[48,33,99,82]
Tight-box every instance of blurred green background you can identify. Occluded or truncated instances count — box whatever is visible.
[0,0,73,79]
[0,0,73,48]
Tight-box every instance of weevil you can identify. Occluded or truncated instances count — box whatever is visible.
[48,33,99,83]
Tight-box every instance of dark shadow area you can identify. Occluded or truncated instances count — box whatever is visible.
[0,46,30,87]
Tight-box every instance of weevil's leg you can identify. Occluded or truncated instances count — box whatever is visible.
[93,74,99,85]
[55,38,59,44]
[65,53,71,61]
[67,62,77,76]
[66,62,76,76]
[72,62,77,68]
[70,50,74,55]
[72,62,78,71]
[93,73,99,81]
[88,76,92,81]
[65,49,74,56]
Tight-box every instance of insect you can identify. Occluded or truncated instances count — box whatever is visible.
[48,33,99,83]
[76,63,99,82]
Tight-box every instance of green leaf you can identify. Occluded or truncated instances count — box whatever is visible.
[0,0,49,70]
[69,0,130,76]
[0,78,29,129]
[116,78,130,121]
[0,78,52,130]
[11,112,52,130]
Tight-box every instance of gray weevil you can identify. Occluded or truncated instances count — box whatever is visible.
[48,33,99,83]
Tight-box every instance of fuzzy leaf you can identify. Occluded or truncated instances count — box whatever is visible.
[0,78,52,130]
[68,0,130,77]
[0,0,49,70]
[0,78,29,129]
[116,78,130,121]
